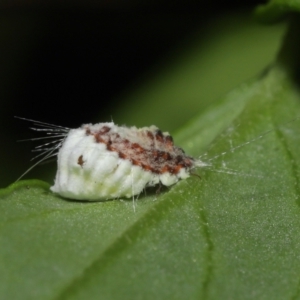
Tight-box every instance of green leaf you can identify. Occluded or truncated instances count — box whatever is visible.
[256,0,300,22]
[2,11,300,300]
[2,65,300,300]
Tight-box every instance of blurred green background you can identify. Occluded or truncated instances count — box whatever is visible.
[0,1,286,187]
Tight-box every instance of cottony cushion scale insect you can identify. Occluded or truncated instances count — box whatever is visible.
[16,118,209,201]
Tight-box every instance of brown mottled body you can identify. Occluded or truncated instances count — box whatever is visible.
[84,124,195,176]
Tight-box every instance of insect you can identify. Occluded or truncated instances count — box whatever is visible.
[16,116,298,202]
[16,117,209,201]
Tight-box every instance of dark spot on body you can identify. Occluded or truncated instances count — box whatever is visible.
[99,126,111,135]
[77,155,85,167]
[85,128,91,135]
[165,135,173,143]
[162,152,172,160]
[165,135,174,150]
[132,143,144,153]
[147,131,154,140]
[155,130,164,142]
[118,152,126,159]
[131,158,141,166]
[95,134,106,144]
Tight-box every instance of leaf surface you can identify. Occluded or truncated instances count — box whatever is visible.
[256,0,300,22]
[2,65,300,300]
[2,5,300,299]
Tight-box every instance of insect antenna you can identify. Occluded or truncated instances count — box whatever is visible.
[15,145,61,182]
[15,116,70,131]
[199,116,300,164]
[200,165,263,178]
[15,117,71,182]
[192,116,300,181]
